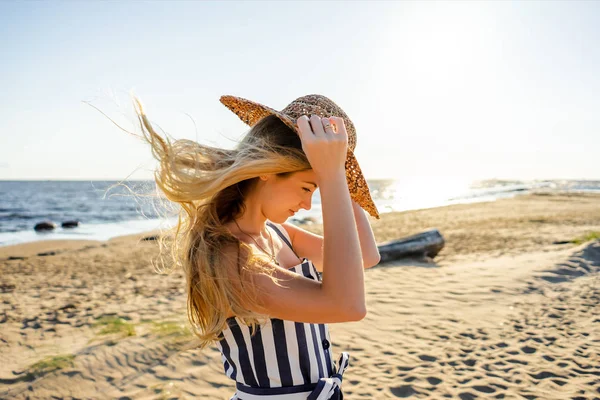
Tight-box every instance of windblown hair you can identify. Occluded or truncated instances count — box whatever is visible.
[129,95,311,350]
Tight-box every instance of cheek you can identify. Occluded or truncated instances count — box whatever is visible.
[282,193,300,210]
[264,188,296,210]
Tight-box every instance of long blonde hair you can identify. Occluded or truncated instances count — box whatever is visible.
[127,95,311,349]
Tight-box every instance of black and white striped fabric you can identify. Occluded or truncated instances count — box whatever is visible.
[216,222,350,399]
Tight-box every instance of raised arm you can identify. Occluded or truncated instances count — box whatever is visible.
[224,115,367,323]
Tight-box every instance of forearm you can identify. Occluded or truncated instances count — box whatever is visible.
[319,171,365,312]
[351,200,381,267]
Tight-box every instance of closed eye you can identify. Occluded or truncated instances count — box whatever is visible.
[302,187,311,193]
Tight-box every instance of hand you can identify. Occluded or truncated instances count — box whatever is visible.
[296,115,348,180]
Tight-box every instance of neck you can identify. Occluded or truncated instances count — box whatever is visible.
[234,191,268,236]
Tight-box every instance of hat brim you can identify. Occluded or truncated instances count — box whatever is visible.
[345,150,380,219]
[220,95,380,219]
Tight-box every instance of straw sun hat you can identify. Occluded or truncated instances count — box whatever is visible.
[220,94,380,219]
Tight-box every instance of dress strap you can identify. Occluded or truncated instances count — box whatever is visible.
[266,221,300,258]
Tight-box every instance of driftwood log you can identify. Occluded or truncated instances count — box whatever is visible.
[377,229,445,263]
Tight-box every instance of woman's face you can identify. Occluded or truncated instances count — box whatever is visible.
[260,169,319,223]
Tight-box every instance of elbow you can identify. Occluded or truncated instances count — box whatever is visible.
[347,303,367,321]
[365,253,381,269]
[372,253,381,266]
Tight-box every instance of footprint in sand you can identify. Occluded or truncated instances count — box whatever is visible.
[521,345,537,354]
[506,358,528,365]
[37,251,61,256]
[472,385,496,394]
[426,377,442,385]
[529,370,565,380]
[390,385,417,398]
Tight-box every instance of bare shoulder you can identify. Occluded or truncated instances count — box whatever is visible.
[278,222,325,271]
[219,239,295,282]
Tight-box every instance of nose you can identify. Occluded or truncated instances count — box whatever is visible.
[300,195,312,211]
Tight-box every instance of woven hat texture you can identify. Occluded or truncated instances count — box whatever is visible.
[220,94,380,219]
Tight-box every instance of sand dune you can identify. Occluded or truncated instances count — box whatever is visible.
[1,192,599,399]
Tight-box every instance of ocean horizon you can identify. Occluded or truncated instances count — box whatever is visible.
[1,178,598,248]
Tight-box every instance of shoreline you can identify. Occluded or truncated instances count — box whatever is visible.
[2,188,597,256]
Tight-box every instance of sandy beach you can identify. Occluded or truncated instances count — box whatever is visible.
[1,191,599,399]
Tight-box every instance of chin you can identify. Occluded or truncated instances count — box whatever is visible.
[273,216,288,224]
[268,213,288,224]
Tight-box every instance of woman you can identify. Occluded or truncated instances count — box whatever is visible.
[131,93,381,399]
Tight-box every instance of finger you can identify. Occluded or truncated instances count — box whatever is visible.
[321,117,335,135]
[331,117,348,140]
[296,115,313,141]
[309,115,326,138]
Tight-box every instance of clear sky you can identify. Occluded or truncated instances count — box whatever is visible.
[1,0,598,181]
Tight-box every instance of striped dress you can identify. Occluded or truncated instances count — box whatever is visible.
[216,222,350,400]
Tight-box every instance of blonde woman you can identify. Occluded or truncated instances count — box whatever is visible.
[132,94,380,399]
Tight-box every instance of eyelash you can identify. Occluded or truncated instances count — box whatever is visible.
[302,188,311,193]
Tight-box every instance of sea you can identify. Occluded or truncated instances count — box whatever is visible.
[1,178,598,248]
